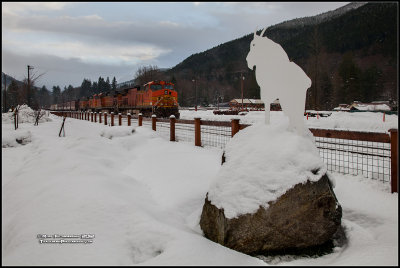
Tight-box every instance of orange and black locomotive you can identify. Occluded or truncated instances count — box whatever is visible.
[50,80,180,118]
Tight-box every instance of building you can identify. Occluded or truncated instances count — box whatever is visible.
[334,101,394,112]
[229,98,281,111]
[349,101,392,111]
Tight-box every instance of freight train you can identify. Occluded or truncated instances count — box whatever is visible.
[50,80,180,118]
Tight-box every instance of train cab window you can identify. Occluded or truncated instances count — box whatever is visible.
[151,85,162,90]
[165,85,173,89]
[164,90,168,95]
[169,92,172,95]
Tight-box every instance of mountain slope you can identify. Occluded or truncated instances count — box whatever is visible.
[165,2,397,109]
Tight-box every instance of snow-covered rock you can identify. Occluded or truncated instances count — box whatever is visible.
[206,123,330,218]
[200,123,342,254]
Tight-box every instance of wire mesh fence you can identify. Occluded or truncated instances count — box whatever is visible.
[314,136,391,182]
[175,123,196,144]
[201,124,232,149]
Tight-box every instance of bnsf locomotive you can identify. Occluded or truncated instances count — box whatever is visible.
[50,80,180,118]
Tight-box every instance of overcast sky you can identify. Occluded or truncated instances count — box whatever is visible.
[2,2,349,90]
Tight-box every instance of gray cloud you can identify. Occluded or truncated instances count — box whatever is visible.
[2,2,349,90]
[2,48,138,89]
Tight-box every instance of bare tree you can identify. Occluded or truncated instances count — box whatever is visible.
[134,65,164,85]
[23,69,46,109]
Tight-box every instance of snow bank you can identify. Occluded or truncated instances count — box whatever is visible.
[2,115,397,265]
[100,126,136,139]
[2,128,32,147]
[306,111,398,133]
[180,109,398,132]
[207,123,327,219]
[2,104,52,124]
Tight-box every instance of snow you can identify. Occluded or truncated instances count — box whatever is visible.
[353,103,391,111]
[1,104,52,124]
[2,112,398,265]
[2,128,32,148]
[179,109,398,133]
[207,123,327,219]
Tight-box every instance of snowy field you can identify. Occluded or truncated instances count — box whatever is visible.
[2,111,398,266]
[179,109,398,133]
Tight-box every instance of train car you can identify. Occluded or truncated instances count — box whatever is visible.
[149,81,179,118]
[102,93,114,108]
[144,80,179,118]
[52,80,179,118]
[79,98,88,110]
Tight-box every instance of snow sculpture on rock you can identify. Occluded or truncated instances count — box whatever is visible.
[246,28,311,135]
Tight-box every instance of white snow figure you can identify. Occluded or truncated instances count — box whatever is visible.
[246,28,311,135]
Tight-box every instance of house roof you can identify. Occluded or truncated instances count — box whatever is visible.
[229,99,279,104]
[350,102,391,111]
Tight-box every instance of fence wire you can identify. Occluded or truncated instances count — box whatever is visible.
[175,123,195,144]
[314,137,391,182]
[201,125,231,149]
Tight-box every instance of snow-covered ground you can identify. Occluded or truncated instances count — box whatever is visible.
[2,113,398,265]
[179,109,398,133]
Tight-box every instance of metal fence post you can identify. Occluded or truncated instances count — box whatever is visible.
[118,113,122,126]
[94,112,97,122]
[231,119,240,137]
[91,112,93,122]
[195,117,201,147]
[139,113,143,126]
[111,112,114,126]
[128,113,131,126]
[104,112,107,125]
[99,112,102,123]
[170,115,176,141]
[389,129,398,193]
[152,114,156,131]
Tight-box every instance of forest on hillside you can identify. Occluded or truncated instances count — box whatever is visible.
[164,2,397,109]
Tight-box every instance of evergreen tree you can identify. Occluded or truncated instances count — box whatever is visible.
[360,65,382,102]
[111,76,117,90]
[7,80,20,109]
[338,53,362,104]
[319,72,334,110]
[80,79,92,97]
[52,86,61,104]
[105,77,111,92]
[38,85,51,108]
[92,81,98,94]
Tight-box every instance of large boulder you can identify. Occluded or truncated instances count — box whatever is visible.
[200,172,342,255]
[199,123,342,255]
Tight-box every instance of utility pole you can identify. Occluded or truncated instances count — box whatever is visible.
[241,73,245,111]
[3,74,6,113]
[27,65,34,107]
[192,78,197,111]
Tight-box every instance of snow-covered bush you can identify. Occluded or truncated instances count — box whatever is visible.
[2,104,52,124]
